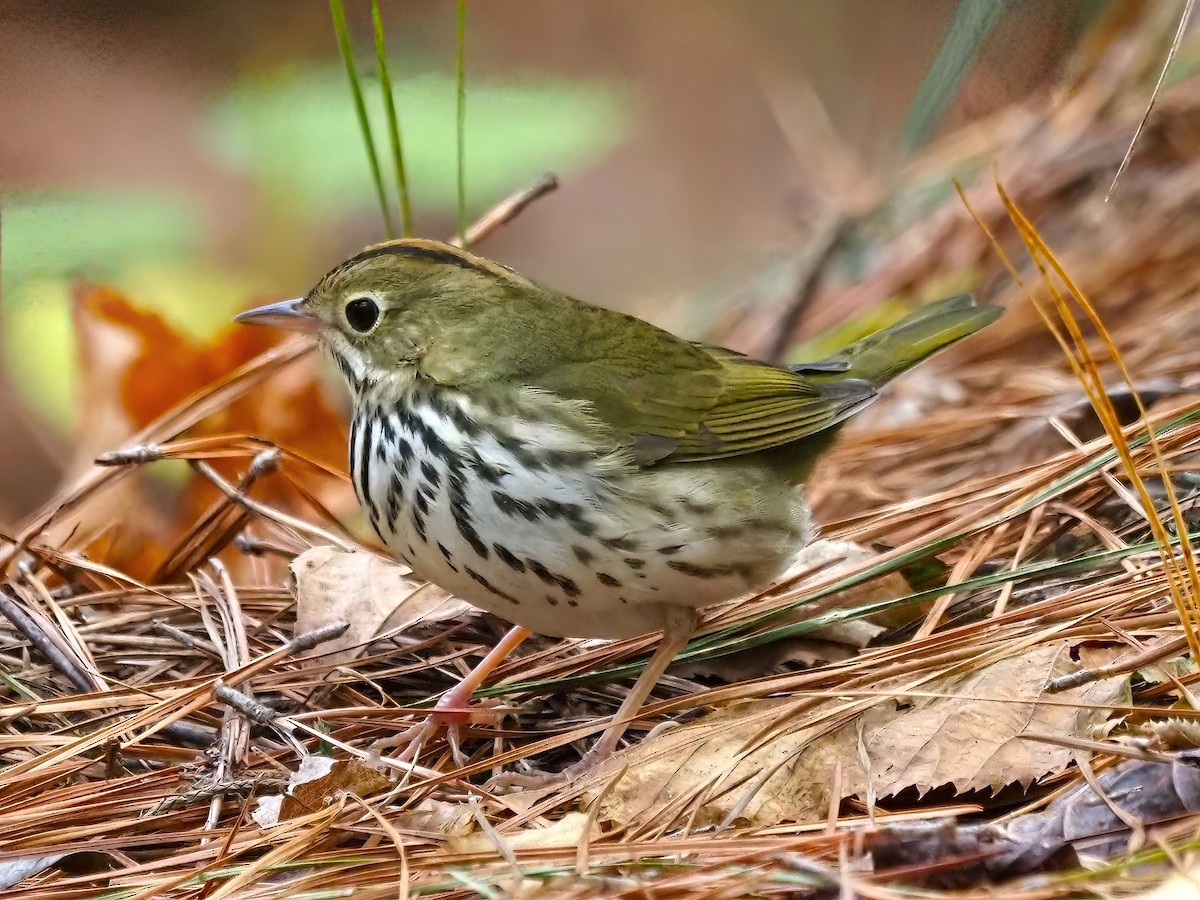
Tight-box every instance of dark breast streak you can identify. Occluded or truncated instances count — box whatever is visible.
[348,382,805,638]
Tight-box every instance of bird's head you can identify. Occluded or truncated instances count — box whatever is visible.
[235,238,536,389]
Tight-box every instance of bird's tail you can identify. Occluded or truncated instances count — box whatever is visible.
[805,294,1003,387]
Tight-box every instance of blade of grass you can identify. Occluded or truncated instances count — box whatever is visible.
[900,0,1007,154]
[371,0,413,236]
[455,0,468,245]
[330,0,396,239]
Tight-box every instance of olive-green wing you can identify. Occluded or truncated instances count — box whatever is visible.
[534,341,877,466]
[648,352,878,463]
[648,293,1002,462]
[419,282,880,467]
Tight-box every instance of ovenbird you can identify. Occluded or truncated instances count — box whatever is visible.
[237,238,1002,777]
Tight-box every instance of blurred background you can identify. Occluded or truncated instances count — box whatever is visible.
[0,1,1184,534]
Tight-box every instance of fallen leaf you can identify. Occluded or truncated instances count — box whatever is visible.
[594,639,1129,828]
[281,758,390,820]
[680,541,897,682]
[291,545,475,664]
[62,283,350,578]
[801,642,1128,802]
[253,755,390,827]
[783,539,920,630]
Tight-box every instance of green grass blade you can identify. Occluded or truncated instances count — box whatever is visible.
[371,0,413,236]
[455,0,468,246]
[901,0,1007,154]
[330,0,396,238]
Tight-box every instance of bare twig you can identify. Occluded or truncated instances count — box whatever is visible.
[449,172,559,249]
[214,681,282,727]
[0,585,94,695]
[189,458,355,551]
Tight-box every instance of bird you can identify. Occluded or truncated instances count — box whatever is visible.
[236,237,1002,780]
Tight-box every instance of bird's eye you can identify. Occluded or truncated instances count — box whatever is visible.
[344,296,380,333]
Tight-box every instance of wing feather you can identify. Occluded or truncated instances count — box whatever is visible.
[613,347,878,464]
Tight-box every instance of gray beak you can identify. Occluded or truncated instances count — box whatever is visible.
[234,298,323,333]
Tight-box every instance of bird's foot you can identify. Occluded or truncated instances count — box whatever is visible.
[373,692,504,769]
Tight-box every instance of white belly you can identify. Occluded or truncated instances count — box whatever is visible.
[350,388,809,639]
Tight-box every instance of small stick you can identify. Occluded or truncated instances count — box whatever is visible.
[172,624,350,741]
[0,585,94,694]
[215,681,282,727]
[165,447,280,578]
[449,173,558,249]
[153,619,221,658]
[288,621,350,655]
[214,681,447,784]
[233,533,295,558]
[1020,731,1175,764]
[95,444,166,466]
[189,459,355,551]
[1046,634,1189,692]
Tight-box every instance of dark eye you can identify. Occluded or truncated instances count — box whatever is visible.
[345,296,379,333]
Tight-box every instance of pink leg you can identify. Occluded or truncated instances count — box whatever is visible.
[430,624,532,717]
[495,607,698,787]
[376,625,531,765]
[563,609,696,778]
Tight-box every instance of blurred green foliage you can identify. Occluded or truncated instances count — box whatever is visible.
[3,193,204,425]
[3,192,200,284]
[205,66,626,220]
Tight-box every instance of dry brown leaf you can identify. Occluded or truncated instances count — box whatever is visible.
[778,539,917,630]
[281,757,390,820]
[253,756,390,827]
[799,641,1128,800]
[254,759,471,838]
[291,546,474,664]
[595,639,1129,828]
[66,283,350,577]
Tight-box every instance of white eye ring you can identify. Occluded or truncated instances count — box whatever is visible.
[344,293,381,333]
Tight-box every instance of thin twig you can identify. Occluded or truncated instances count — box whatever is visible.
[1046,634,1190,692]
[215,681,283,727]
[450,172,559,250]
[0,585,94,694]
[189,459,355,551]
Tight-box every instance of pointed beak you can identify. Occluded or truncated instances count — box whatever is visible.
[234,298,323,333]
